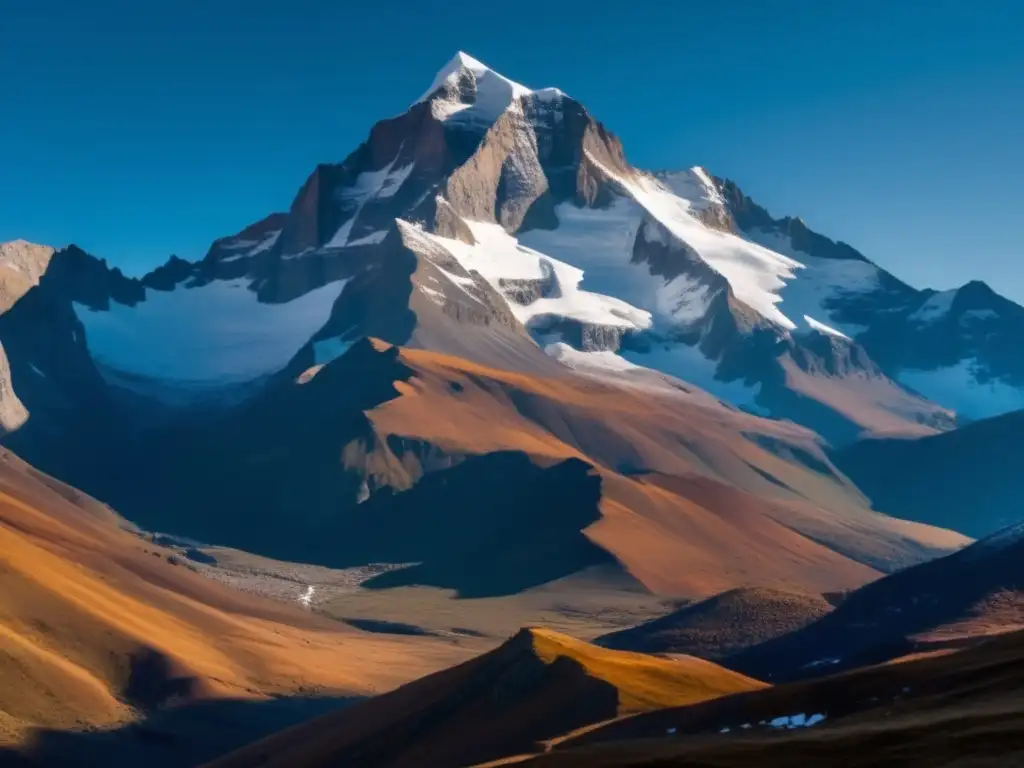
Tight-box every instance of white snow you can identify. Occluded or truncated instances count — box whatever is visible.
[220,239,258,250]
[298,585,315,608]
[72,278,349,397]
[804,657,842,669]
[544,342,640,372]
[899,359,1024,420]
[416,52,542,124]
[325,156,413,249]
[746,228,883,339]
[248,229,281,256]
[219,230,282,262]
[419,219,653,332]
[582,155,802,330]
[346,230,390,247]
[657,166,724,211]
[804,314,852,341]
[520,199,714,329]
[768,713,827,729]
[909,289,956,324]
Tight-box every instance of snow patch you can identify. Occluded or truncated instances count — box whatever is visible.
[909,290,956,324]
[769,713,826,729]
[583,157,801,330]
[804,315,852,340]
[658,166,724,211]
[346,230,390,247]
[519,199,713,329]
[416,52,548,124]
[544,342,640,373]
[419,220,653,332]
[73,278,348,397]
[747,228,883,338]
[220,230,282,262]
[804,657,842,669]
[325,156,413,249]
[298,585,315,608]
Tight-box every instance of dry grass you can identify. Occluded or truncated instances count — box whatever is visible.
[203,628,764,768]
[0,449,475,746]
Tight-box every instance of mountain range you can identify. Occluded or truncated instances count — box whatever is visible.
[2,51,1024,768]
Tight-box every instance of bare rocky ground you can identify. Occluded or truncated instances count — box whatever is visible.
[142,532,675,643]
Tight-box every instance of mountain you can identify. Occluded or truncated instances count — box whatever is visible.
[833,408,1024,537]
[726,518,1024,682]
[0,446,473,757]
[0,52,991,588]
[2,53,996,446]
[10,336,966,601]
[594,587,834,659]
[200,627,764,768]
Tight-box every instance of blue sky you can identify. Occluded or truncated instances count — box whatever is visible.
[2,0,1023,297]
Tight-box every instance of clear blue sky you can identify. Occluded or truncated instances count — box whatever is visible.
[3,0,1022,297]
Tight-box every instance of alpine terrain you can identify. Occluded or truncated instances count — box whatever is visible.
[1,51,1023,768]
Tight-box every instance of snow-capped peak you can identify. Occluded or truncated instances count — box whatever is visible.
[415,51,553,124]
[416,51,533,104]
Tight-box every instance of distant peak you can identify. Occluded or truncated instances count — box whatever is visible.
[0,238,54,252]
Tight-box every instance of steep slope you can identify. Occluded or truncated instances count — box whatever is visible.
[201,627,765,768]
[0,52,965,457]
[515,628,1024,768]
[726,519,1024,682]
[717,178,1024,423]
[594,587,833,659]
[0,447,473,750]
[833,408,1024,537]
[62,338,966,602]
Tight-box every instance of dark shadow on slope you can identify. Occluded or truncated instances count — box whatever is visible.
[831,409,1024,538]
[328,453,614,598]
[727,532,1024,682]
[191,629,627,768]
[0,695,360,768]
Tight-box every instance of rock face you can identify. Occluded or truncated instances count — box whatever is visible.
[715,179,1024,423]
[0,54,1013,437]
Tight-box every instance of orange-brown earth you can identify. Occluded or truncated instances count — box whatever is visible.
[320,341,967,598]
[595,587,834,659]
[508,629,1024,768]
[205,625,1024,768]
[0,448,476,749]
[202,627,765,768]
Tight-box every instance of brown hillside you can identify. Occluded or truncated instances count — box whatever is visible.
[595,587,833,658]
[322,341,967,598]
[509,629,1024,768]
[202,627,764,768]
[0,449,472,748]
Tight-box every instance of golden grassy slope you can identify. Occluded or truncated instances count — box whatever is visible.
[203,627,765,768]
[507,629,1024,767]
[0,449,474,746]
